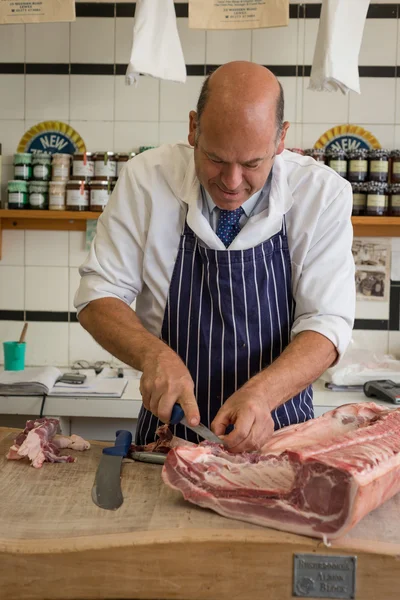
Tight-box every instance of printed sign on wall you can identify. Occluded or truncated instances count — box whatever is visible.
[0,0,75,24]
[314,124,381,153]
[17,121,86,155]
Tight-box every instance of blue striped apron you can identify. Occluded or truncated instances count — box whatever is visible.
[136,217,313,445]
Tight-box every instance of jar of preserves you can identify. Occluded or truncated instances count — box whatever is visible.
[287,148,305,155]
[351,182,367,216]
[389,183,400,216]
[347,149,368,182]
[32,152,51,181]
[8,180,29,209]
[52,153,71,182]
[366,181,388,216]
[49,181,67,211]
[368,149,389,182]
[90,179,114,212]
[29,181,49,209]
[66,180,89,211]
[304,148,325,162]
[326,149,347,177]
[116,152,136,177]
[390,150,400,183]
[72,152,94,179]
[94,152,117,179]
[13,153,32,181]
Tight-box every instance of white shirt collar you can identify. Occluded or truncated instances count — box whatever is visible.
[203,187,263,217]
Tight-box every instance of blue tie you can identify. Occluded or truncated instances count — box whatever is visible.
[216,207,244,248]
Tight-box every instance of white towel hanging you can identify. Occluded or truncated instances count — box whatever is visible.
[126,0,187,86]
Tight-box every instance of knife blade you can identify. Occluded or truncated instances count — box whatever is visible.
[91,429,132,511]
[170,404,224,444]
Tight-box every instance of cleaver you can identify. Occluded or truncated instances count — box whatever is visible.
[91,429,132,511]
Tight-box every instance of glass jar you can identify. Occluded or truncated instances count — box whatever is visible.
[32,152,51,181]
[29,181,49,209]
[52,153,71,182]
[66,180,89,211]
[13,153,32,181]
[72,152,94,179]
[390,150,400,183]
[304,148,325,162]
[368,149,389,182]
[389,183,400,216]
[93,152,117,179]
[347,149,368,182]
[7,180,29,209]
[90,179,114,212]
[116,152,136,177]
[49,181,67,211]
[326,149,347,177]
[351,182,367,216]
[366,181,388,216]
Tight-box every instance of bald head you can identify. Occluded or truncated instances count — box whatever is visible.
[196,62,284,142]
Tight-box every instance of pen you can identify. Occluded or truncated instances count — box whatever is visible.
[117,368,124,378]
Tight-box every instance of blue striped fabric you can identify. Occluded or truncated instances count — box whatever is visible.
[136,219,313,445]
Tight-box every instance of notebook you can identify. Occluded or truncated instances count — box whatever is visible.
[0,367,62,396]
[48,376,128,398]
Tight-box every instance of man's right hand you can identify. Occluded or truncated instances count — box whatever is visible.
[139,346,200,427]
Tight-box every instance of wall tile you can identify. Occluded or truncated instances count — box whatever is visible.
[360,19,397,66]
[115,17,134,64]
[393,125,400,149]
[0,321,25,352]
[280,77,297,124]
[391,252,400,281]
[159,122,189,145]
[300,122,339,151]
[69,267,81,312]
[302,77,349,124]
[392,238,400,253]
[0,24,25,62]
[114,122,159,151]
[69,120,114,152]
[70,75,115,121]
[283,123,298,149]
[69,322,112,364]
[115,76,159,122]
[206,30,251,63]
[303,18,319,65]
[355,299,390,320]
[350,78,396,125]
[0,75,25,120]
[360,124,395,150]
[160,77,204,122]
[252,20,299,65]
[69,231,89,268]
[0,120,25,161]
[26,22,70,63]
[25,231,69,267]
[25,75,69,121]
[389,331,400,359]
[351,330,389,356]
[0,266,24,310]
[177,18,206,64]
[0,230,25,266]
[25,322,69,366]
[70,18,115,63]
[25,266,68,311]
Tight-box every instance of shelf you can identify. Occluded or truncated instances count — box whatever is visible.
[0,210,400,261]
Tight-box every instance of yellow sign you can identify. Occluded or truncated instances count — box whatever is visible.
[17,121,86,155]
[314,124,381,152]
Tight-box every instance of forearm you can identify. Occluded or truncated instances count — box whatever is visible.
[248,331,337,410]
[78,298,171,372]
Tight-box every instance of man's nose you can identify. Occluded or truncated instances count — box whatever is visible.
[220,164,242,191]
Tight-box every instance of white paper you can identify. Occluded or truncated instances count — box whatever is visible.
[49,376,128,397]
[0,367,62,395]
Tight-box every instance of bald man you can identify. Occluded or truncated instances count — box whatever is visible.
[75,62,355,453]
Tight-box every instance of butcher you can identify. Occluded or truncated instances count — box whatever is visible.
[74,61,355,453]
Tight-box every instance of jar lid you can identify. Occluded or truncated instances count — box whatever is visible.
[94,151,115,157]
[304,148,325,155]
[326,149,347,158]
[391,150,400,158]
[390,183,400,192]
[32,152,51,164]
[13,153,32,164]
[52,153,71,160]
[67,179,88,186]
[91,180,111,186]
[116,153,129,160]
[367,181,388,191]
[29,181,49,191]
[351,182,366,192]
[347,149,368,159]
[8,180,29,192]
[73,152,93,159]
[368,149,389,159]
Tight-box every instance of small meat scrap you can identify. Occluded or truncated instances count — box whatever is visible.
[6,417,90,468]
[129,423,195,457]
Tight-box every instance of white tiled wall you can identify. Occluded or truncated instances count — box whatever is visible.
[0,9,399,367]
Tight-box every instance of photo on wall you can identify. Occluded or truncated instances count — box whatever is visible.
[352,238,391,302]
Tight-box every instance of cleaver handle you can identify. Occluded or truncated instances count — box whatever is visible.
[103,429,132,457]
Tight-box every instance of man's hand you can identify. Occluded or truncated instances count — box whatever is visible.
[211,381,274,453]
[139,346,200,427]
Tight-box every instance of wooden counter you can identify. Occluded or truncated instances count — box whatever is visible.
[0,427,399,600]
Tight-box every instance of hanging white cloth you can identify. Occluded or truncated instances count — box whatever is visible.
[125,0,186,86]
[308,0,370,95]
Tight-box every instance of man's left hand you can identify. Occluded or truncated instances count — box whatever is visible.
[211,381,274,453]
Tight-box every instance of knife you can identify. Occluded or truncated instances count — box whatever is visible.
[170,404,224,444]
[91,429,132,511]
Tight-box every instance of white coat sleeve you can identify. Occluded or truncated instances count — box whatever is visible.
[74,165,149,316]
[291,182,355,359]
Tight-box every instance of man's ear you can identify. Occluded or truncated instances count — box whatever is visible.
[188,110,198,147]
[276,121,290,155]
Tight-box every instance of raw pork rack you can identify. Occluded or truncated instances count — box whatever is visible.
[162,402,400,541]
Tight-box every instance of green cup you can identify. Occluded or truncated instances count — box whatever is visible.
[3,341,26,371]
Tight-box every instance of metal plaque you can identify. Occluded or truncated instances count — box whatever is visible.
[293,554,357,599]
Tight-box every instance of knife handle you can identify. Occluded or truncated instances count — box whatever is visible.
[103,430,132,457]
[170,403,185,425]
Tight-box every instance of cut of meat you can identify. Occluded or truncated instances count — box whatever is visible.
[6,418,90,468]
[129,424,195,456]
[162,403,400,541]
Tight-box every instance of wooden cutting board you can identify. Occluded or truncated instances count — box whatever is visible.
[0,427,399,600]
